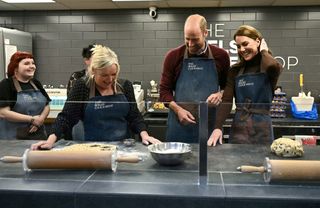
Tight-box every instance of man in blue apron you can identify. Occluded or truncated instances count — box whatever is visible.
[166,49,218,143]
[160,14,230,143]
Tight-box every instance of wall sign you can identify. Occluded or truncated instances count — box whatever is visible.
[207,23,298,70]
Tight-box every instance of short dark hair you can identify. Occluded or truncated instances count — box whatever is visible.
[82,44,94,59]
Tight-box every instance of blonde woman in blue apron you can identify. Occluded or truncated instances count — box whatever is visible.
[0,51,50,140]
[208,25,283,146]
[31,45,160,150]
[159,14,230,143]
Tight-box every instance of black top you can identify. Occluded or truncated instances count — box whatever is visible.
[66,69,87,96]
[0,77,51,108]
[54,78,147,139]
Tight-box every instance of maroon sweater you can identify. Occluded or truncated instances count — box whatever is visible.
[159,44,230,103]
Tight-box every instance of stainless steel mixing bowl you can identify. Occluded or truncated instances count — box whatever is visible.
[148,142,191,166]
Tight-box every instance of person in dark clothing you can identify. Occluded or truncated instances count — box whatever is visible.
[64,44,94,140]
[66,44,94,95]
[31,45,160,150]
[159,14,230,143]
[207,25,283,146]
[0,51,51,140]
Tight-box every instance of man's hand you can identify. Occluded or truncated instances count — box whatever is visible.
[207,129,223,146]
[177,108,196,125]
[169,101,196,125]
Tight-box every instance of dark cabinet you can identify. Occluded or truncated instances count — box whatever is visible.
[144,113,167,142]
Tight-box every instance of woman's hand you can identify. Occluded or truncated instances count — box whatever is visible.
[30,134,57,150]
[259,38,269,52]
[31,115,45,128]
[206,91,223,107]
[140,131,162,145]
[29,125,39,133]
[207,129,223,146]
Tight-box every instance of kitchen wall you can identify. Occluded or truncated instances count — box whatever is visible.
[0,6,320,101]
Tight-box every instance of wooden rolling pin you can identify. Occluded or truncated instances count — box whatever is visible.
[0,149,141,172]
[237,157,320,182]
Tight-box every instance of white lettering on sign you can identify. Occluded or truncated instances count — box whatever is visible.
[208,23,225,38]
[206,23,299,70]
[274,56,298,70]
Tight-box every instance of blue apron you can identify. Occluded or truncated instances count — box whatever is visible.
[0,78,47,139]
[83,81,130,141]
[231,67,273,144]
[166,47,219,143]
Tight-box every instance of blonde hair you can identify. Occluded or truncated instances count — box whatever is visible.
[87,45,120,92]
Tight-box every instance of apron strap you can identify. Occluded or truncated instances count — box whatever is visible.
[236,97,270,120]
[88,78,124,99]
[236,107,270,121]
[29,80,38,90]
[238,65,245,76]
[183,42,214,60]
[12,77,38,92]
[89,78,95,99]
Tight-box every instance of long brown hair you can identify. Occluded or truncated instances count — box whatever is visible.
[233,25,270,67]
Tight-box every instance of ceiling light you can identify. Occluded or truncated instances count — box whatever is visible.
[112,0,160,2]
[1,0,55,3]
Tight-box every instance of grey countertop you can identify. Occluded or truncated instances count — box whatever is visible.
[0,140,319,208]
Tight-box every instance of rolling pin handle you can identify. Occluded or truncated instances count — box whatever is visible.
[116,155,141,163]
[0,156,23,163]
[237,165,266,173]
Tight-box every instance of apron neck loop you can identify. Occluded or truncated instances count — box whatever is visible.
[183,43,214,60]
[12,76,38,92]
[89,77,122,98]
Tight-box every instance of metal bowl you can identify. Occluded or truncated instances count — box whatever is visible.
[148,142,191,166]
[123,138,135,147]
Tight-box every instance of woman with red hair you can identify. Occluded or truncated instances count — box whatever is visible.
[0,51,51,139]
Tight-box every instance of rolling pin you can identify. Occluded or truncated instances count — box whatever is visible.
[237,157,320,183]
[0,149,141,172]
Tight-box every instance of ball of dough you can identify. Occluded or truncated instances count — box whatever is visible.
[270,137,304,157]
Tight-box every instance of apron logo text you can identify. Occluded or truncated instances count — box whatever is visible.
[94,102,114,110]
[187,62,203,71]
[238,79,254,87]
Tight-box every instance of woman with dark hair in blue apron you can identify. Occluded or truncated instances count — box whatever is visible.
[0,51,50,140]
[31,45,160,150]
[208,25,283,146]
